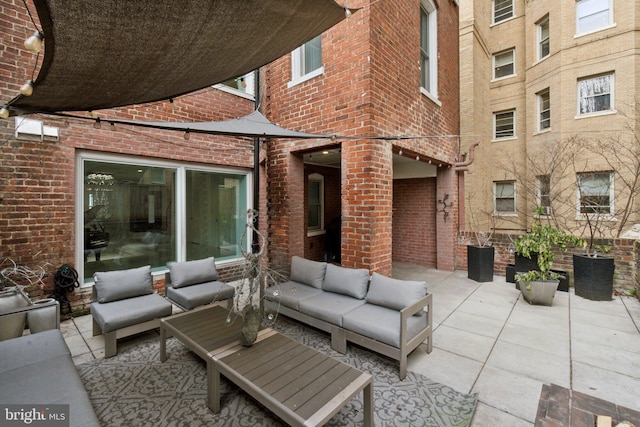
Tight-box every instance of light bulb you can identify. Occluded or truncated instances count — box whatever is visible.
[19,80,34,96]
[184,130,190,140]
[0,107,9,119]
[345,8,352,18]
[24,31,43,53]
[93,118,101,129]
[110,122,116,131]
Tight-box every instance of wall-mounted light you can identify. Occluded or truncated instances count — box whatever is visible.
[24,31,43,53]
[19,80,34,96]
[0,106,9,119]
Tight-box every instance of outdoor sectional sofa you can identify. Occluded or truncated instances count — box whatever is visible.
[264,256,433,380]
[0,329,99,426]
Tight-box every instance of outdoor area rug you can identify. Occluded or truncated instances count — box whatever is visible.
[78,316,477,426]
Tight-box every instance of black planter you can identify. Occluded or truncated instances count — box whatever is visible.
[573,254,614,301]
[550,269,569,292]
[468,245,494,282]
[506,264,516,283]
[515,253,539,273]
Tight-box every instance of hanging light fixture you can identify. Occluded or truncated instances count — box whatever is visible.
[24,31,43,53]
[19,80,34,96]
[0,106,9,119]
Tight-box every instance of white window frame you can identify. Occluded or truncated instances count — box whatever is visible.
[493,49,515,80]
[537,175,552,215]
[493,109,516,140]
[288,35,323,88]
[538,89,551,131]
[577,172,614,217]
[494,180,516,214]
[214,71,256,100]
[576,0,614,36]
[492,0,514,25]
[307,173,325,236]
[577,73,614,116]
[420,0,439,103]
[75,151,252,286]
[537,16,550,61]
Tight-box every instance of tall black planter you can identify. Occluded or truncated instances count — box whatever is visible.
[573,254,614,301]
[515,253,539,273]
[468,245,494,282]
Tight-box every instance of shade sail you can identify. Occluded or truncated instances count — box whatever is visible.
[8,0,348,114]
[74,110,332,139]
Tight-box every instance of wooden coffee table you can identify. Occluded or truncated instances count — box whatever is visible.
[160,304,373,426]
[210,329,373,427]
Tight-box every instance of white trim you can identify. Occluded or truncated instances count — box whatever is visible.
[288,66,324,88]
[492,0,514,25]
[420,0,438,98]
[575,0,614,36]
[576,72,614,116]
[492,48,515,80]
[307,173,325,233]
[493,109,516,140]
[493,180,517,214]
[537,15,550,61]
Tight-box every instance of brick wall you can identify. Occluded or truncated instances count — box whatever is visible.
[393,178,437,266]
[0,0,256,314]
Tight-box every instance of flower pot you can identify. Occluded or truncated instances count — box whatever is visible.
[0,288,30,341]
[515,253,539,274]
[467,245,494,282]
[27,298,60,334]
[506,264,516,284]
[550,269,569,292]
[519,279,559,306]
[573,254,614,301]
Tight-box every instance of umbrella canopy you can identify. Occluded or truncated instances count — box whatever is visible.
[6,0,349,115]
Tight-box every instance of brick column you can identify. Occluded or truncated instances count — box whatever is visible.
[341,139,393,275]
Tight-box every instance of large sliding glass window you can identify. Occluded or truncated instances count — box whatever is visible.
[81,155,249,284]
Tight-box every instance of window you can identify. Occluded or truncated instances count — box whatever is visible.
[537,16,550,60]
[493,49,515,79]
[493,110,515,139]
[494,181,516,213]
[80,155,249,284]
[576,0,612,35]
[577,172,613,214]
[290,35,323,86]
[578,73,613,115]
[218,71,256,98]
[493,0,514,24]
[308,173,324,232]
[538,89,551,131]
[420,1,438,97]
[537,175,551,215]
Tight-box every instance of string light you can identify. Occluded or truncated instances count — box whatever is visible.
[19,80,34,96]
[398,149,403,156]
[0,106,9,119]
[110,122,116,131]
[169,98,175,113]
[24,30,43,53]
[345,7,352,18]
[184,130,190,140]
[93,118,101,129]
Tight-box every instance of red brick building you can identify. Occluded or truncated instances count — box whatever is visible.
[261,0,460,275]
[1,0,460,312]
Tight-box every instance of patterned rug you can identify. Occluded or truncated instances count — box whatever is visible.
[78,317,477,426]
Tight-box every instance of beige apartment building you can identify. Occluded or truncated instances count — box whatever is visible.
[460,0,640,241]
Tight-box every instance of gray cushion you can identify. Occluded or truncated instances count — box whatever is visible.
[264,281,323,310]
[168,257,218,288]
[94,265,153,303]
[342,304,429,348]
[298,293,366,326]
[166,280,234,310]
[322,263,370,299]
[0,330,101,425]
[290,256,327,289]
[365,272,427,312]
[91,293,172,332]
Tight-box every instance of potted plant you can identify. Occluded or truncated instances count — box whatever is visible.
[466,193,495,282]
[514,221,582,306]
[570,172,617,300]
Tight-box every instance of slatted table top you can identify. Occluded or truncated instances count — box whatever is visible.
[211,330,373,427]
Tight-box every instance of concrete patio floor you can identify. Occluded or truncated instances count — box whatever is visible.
[61,263,640,426]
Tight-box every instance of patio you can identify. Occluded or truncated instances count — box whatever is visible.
[61,264,640,426]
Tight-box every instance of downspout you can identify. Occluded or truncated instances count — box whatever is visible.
[454,141,481,232]
[252,70,261,254]
[453,141,480,173]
